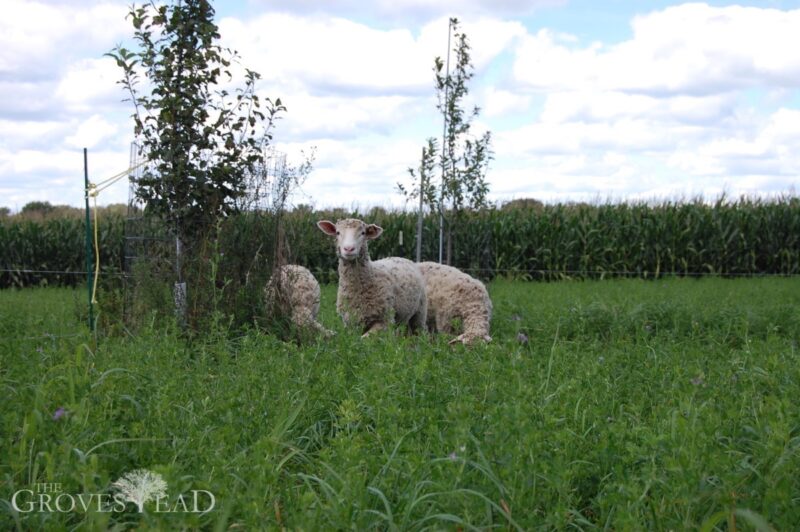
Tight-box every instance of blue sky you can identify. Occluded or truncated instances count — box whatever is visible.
[0,0,798,211]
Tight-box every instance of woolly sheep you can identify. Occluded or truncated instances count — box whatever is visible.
[417,262,493,345]
[317,218,427,337]
[266,264,332,336]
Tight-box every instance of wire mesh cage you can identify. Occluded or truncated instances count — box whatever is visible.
[121,142,299,331]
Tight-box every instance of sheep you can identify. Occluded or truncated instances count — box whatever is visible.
[417,262,493,345]
[266,264,332,337]
[317,218,427,337]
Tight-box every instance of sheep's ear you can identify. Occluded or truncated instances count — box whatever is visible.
[365,224,383,240]
[317,220,337,236]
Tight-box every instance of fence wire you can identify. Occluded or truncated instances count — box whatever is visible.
[0,268,126,277]
[3,266,799,279]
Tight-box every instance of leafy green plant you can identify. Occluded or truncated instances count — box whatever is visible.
[399,18,492,264]
[106,0,285,247]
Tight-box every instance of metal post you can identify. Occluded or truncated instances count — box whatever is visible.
[439,18,453,264]
[83,148,95,331]
[416,146,424,262]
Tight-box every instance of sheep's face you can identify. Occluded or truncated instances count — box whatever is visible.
[317,218,383,262]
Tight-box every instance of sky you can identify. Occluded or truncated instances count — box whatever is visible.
[1,0,799,211]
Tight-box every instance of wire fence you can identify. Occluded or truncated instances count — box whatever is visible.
[4,190,799,341]
[3,266,799,280]
[4,262,798,345]
[0,269,126,277]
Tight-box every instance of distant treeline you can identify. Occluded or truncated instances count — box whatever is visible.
[0,201,127,222]
[2,197,799,288]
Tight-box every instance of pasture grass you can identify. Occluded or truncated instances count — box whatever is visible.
[1,278,799,530]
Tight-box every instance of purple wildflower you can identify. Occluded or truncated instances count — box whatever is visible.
[53,407,66,421]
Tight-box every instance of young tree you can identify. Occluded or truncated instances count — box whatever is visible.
[399,18,492,264]
[107,0,284,249]
[108,0,296,330]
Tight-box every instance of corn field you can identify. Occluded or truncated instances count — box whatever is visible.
[0,216,125,288]
[1,197,799,288]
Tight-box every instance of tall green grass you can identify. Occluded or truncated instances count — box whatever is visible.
[1,278,799,529]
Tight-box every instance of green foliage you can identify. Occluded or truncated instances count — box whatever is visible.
[117,212,283,334]
[434,19,492,214]
[2,197,800,288]
[107,0,285,243]
[20,201,55,215]
[8,203,125,222]
[105,0,303,333]
[400,137,438,208]
[0,215,124,288]
[400,18,492,262]
[2,278,799,529]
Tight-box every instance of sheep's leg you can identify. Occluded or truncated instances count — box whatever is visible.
[449,334,467,345]
[292,308,311,327]
[407,309,427,335]
[436,312,454,334]
[448,332,492,345]
[290,307,334,338]
[311,320,335,338]
[361,322,386,338]
[449,317,492,345]
[425,314,437,334]
[448,313,492,345]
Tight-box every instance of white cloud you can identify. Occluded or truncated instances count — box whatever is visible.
[0,119,67,149]
[488,4,800,203]
[0,146,131,208]
[494,118,670,156]
[64,114,119,149]
[56,58,124,113]
[0,1,798,210]
[220,14,432,96]
[0,1,131,123]
[540,91,737,125]
[513,4,800,95]
[220,14,525,98]
[669,107,800,178]
[273,92,420,140]
[247,0,563,23]
[489,103,800,204]
[0,1,128,80]
[482,87,531,118]
[279,137,422,208]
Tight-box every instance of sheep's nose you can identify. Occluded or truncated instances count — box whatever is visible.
[342,246,355,253]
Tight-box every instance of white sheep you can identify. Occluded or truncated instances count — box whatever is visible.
[417,262,493,345]
[266,264,332,336]
[317,218,427,337]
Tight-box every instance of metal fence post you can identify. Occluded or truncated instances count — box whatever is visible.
[83,148,95,331]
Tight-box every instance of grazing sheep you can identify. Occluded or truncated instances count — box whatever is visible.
[417,262,493,345]
[266,264,332,336]
[317,218,427,337]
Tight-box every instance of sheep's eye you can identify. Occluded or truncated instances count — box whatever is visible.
[335,231,340,235]
[361,231,366,235]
